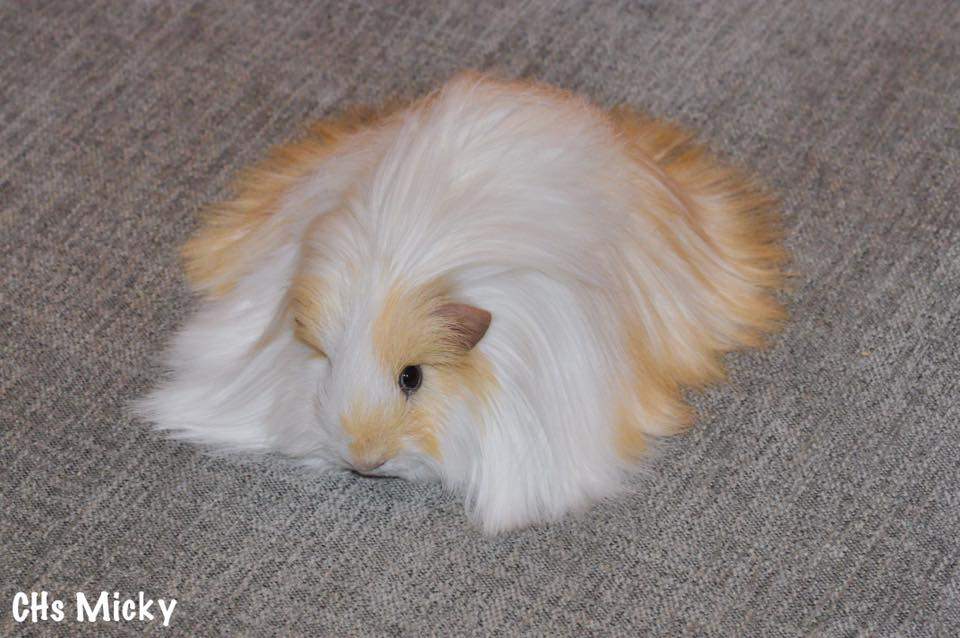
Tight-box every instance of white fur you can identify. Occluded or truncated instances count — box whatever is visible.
[137,76,747,532]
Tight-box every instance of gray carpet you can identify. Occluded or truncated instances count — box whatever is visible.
[2,1,959,635]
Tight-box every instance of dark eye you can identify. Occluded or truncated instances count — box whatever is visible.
[398,365,422,395]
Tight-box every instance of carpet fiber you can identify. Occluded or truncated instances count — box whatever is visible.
[2,1,959,635]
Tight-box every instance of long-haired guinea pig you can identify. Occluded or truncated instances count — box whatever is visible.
[137,72,785,533]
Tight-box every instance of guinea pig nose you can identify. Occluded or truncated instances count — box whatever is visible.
[351,457,386,474]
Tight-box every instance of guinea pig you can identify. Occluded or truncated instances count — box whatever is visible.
[136,72,785,533]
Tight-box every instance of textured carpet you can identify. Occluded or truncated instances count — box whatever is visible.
[2,1,959,635]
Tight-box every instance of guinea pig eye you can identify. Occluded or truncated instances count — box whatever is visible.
[398,365,422,395]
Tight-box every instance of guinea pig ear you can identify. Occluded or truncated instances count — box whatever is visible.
[434,303,492,351]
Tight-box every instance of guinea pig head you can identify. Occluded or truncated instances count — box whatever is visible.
[291,261,493,479]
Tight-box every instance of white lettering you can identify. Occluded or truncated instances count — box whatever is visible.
[51,598,65,622]
[76,592,110,622]
[138,591,154,620]
[12,592,28,622]
[12,591,175,626]
[157,599,177,627]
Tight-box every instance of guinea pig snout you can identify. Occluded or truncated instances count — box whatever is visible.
[344,435,393,473]
[350,455,387,474]
[340,407,400,474]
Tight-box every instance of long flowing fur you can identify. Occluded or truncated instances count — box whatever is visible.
[137,73,785,533]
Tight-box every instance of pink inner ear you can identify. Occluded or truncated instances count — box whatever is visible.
[435,303,492,351]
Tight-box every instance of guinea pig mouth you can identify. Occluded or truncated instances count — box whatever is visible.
[347,468,397,480]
